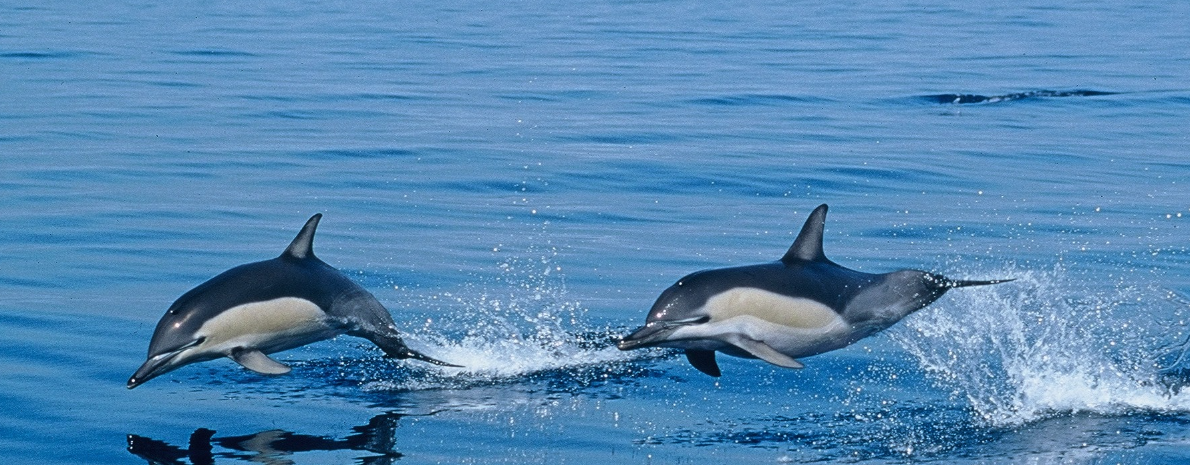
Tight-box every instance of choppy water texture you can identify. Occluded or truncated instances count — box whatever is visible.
[3,1,1190,464]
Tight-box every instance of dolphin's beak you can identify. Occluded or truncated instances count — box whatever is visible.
[617,320,687,351]
[127,340,200,389]
[127,352,177,389]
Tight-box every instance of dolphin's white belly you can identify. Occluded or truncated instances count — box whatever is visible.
[660,287,859,358]
[669,315,854,358]
[194,297,341,355]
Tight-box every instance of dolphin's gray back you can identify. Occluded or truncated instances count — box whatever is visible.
[170,257,342,311]
[650,202,886,318]
[653,261,883,319]
[151,254,389,354]
[267,255,398,330]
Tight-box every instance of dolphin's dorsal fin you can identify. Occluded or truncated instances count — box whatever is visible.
[781,204,829,264]
[283,214,322,260]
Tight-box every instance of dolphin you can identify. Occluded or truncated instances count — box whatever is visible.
[128,214,457,389]
[617,204,1011,377]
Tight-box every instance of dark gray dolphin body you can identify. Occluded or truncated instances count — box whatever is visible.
[617,204,1011,377]
[128,214,456,389]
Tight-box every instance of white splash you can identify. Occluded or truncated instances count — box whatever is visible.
[891,265,1190,427]
[365,249,649,391]
[427,331,633,378]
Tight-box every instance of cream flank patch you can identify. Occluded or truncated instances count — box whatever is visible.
[705,287,839,329]
[195,297,327,349]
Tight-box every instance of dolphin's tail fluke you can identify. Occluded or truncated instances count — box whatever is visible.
[916,273,1013,307]
[393,346,462,368]
[364,330,463,368]
[944,277,1015,289]
[922,273,1014,293]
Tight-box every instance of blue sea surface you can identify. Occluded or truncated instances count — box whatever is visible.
[3,1,1190,463]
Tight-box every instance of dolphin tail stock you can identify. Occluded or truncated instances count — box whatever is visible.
[365,330,462,368]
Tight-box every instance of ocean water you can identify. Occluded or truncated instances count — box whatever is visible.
[2,0,1189,463]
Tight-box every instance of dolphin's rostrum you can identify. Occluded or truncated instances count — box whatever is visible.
[128,214,457,389]
[617,204,1011,377]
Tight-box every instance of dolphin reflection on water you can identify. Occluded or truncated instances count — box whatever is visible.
[127,413,403,465]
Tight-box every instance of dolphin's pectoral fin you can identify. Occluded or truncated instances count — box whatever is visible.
[229,349,292,375]
[728,337,805,369]
[685,350,722,377]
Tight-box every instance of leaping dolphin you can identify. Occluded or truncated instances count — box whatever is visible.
[617,204,1011,377]
[128,214,457,389]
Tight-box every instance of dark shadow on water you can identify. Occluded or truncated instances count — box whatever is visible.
[128,412,404,465]
[1157,368,1190,396]
[921,89,1117,105]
